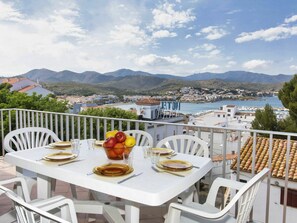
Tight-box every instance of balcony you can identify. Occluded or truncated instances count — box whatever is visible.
[1,108,297,223]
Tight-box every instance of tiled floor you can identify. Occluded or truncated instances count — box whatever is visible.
[0,157,167,222]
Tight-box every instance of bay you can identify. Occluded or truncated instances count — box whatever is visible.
[116,96,284,115]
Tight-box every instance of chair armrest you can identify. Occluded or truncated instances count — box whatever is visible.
[206,177,245,206]
[0,177,31,202]
[166,202,229,221]
[37,196,78,223]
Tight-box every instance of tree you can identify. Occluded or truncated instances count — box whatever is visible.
[251,104,278,132]
[79,107,141,138]
[278,74,297,122]
[0,84,68,155]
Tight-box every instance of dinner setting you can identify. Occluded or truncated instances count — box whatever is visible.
[3,127,214,223]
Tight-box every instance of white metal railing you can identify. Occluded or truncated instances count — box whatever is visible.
[1,108,297,223]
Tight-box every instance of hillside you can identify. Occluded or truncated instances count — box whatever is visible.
[22,68,293,84]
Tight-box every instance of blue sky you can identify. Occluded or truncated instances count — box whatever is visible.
[1,0,297,76]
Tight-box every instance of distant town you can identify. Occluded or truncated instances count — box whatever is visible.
[58,86,277,109]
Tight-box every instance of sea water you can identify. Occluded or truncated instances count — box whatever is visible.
[116,96,284,115]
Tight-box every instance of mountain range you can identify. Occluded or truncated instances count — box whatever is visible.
[22,68,292,84]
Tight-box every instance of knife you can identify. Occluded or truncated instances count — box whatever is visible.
[58,159,84,166]
[117,172,143,184]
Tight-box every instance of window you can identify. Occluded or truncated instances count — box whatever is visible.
[218,114,220,117]
[227,109,231,112]
[280,187,297,208]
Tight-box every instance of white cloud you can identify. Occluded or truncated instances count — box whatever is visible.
[242,60,272,70]
[236,26,297,43]
[48,8,85,39]
[202,64,219,71]
[226,9,241,15]
[135,54,190,67]
[152,3,195,29]
[185,34,192,39]
[0,1,23,22]
[290,65,297,71]
[189,43,221,58]
[152,30,177,39]
[200,26,228,40]
[110,24,149,46]
[226,61,237,68]
[285,15,297,23]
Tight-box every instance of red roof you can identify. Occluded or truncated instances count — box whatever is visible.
[136,98,160,106]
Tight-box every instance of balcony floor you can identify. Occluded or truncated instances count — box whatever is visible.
[0,157,166,223]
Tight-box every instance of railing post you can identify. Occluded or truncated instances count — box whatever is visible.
[266,134,273,223]
[283,136,291,223]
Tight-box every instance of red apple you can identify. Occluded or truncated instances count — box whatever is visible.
[115,131,126,143]
[103,137,117,148]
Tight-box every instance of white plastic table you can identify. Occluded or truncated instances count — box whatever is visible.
[5,141,213,223]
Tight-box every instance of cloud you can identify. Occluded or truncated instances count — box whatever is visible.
[185,34,192,39]
[226,9,241,15]
[202,64,219,71]
[135,54,190,67]
[110,24,149,46]
[290,65,297,71]
[0,1,23,22]
[242,60,272,70]
[152,3,195,29]
[152,30,177,39]
[235,26,297,43]
[199,26,228,40]
[235,15,297,43]
[226,60,237,68]
[189,43,221,58]
[285,15,297,23]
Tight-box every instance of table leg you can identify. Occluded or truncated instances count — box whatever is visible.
[37,174,51,199]
[125,203,140,223]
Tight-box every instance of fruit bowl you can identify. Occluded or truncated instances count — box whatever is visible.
[103,130,136,160]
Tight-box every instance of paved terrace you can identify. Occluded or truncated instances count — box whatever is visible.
[0,157,167,223]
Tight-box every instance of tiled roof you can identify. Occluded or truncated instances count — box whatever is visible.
[231,136,297,181]
[1,77,25,85]
[18,85,37,93]
[136,98,160,106]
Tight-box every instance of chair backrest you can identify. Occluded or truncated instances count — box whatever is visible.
[4,127,60,152]
[0,185,71,223]
[124,130,154,147]
[156,134,209,157]
[216,168,269,223]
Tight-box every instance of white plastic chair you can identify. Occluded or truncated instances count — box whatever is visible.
[0,177,125,223]
[0,177,77,223]
[124,129,154,147]
[4,127,61,195]
[4,127,60,153]
[156,134,209,202]
[156,134,209,157]
[165,168,269,223]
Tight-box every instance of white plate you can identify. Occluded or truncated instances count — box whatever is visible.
[51,141,72,147]
[43,152,77,161]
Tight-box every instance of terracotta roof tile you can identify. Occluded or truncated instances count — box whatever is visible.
[136,98,160,106]
[1,77,25,85]
[18,85,37,93]
[231,136,297,182]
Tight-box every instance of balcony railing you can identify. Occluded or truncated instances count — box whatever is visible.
[1,108,297,223]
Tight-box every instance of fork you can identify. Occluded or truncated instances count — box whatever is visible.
[151,166,185,177]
